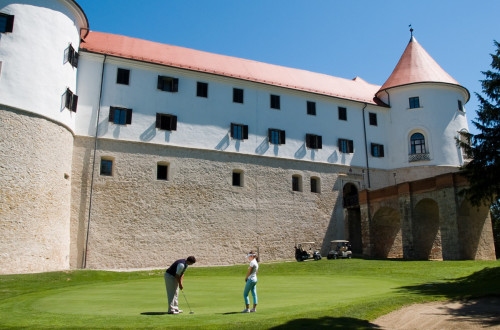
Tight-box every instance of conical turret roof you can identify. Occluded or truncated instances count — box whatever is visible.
[377,37,469,101]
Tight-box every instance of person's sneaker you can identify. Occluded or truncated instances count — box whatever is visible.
[250,308,256,313]
[174,309,183,313]
[167,310,179,314]
[241,309,250,313]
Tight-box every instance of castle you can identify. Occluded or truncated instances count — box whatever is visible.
[0,0,495,274]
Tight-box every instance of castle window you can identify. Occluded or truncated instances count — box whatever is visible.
[292,175,302,192]
[233,88,244,103]
[232,170,243,187]
[109,106,132,125]
[156,113,177,131]
[230,123,248,140]
[339,139,354,153]
[458,100,464,112]
[311,177,320,193]
[100,158,113,176]
[410,133,426,154]
[64,44,79,68]
[409,97,420,109]
[196,82,208,98]
[157,163,169,181]
[369,112,377,126]
[270,94,280,109]
[116,68,130,85]
[338,107,347,121]
[307,101,316,115]
[157,75,178,92]
[64,88,78,112]
[268,128,286,145]
[0,13,14,33]
[371,143,385,157]
[306,134,322,149]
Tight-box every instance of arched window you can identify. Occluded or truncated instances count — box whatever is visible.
[410,133,426,154]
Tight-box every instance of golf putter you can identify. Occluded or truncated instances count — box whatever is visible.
[181,290,194,314]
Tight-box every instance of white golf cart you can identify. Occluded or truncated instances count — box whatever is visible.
[327,240,353,259]
[295,242,322,261]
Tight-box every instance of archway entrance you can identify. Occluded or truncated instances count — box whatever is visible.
[343,183,362,254]
[413,198,442,260]
[372,207,402,258]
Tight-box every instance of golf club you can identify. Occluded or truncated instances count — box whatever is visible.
[181,290,194,314]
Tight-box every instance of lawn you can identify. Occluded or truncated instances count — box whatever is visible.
[0,259,499,329]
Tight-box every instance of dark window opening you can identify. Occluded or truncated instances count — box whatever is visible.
[270,94,280,109]
[338,107,347,120]
[197,82,208,98]
[311,177,320,193]
[100,159,113,176]
[157,75,179,92]
[268,128,286,145]
[64,44,79,68]
[369,112,377,126]
[233,171,242,187]
[306,134,322,149]
[157,164,168,180]
[292,175,301,192]
[64,88,78,112]
[458,100,464,112]
[233,88,244,103]
[156,113,177,131]
[0,13,14,33]
[230,123,248,140]
[307,101,316,115]
[339,139,354,153]
[371,143,385,157]
[116,68,130,85]
[409,97,420,109]
[109,106,132,125]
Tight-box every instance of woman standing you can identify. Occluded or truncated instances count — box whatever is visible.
[241,251,259,313]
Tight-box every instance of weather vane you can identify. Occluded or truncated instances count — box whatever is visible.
[409,24,414,37]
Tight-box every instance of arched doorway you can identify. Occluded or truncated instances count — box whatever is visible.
[413,198,442,260]
[343,183,362,254]
[371,207,402,258]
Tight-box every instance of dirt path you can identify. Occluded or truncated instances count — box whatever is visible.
[373,297,500,329]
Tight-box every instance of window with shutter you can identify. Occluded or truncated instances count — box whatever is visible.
[339,138,354,153]
[0,13,14,33]
[268,128,286,145]
[306,134,322,149]
[157,76,179,92]
[64,88,78,112]
[109,106,132,125]
[371,143,385,157]
[231,123,248,140]
[156,113,177,131]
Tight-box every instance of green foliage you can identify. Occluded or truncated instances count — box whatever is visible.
[458,40,500,206]
[0,260,498,329]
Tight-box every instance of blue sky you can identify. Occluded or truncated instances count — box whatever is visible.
[76,0,499,135]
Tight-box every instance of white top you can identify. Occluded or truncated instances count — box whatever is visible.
[248,259,258,281]
[176,263,186,276]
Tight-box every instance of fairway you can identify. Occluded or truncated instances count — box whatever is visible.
[1,259,499,329]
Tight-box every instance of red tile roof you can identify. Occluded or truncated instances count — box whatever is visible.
[377,37,469,101]
[81,31,385,105]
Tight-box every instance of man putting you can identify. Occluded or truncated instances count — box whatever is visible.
[164,256,196,314]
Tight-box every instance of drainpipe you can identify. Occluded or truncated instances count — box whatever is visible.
[82,54,107,269]
[362,103,371,189]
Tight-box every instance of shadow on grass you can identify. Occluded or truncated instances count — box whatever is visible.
[141,312,169,315]
[270,316,379,329]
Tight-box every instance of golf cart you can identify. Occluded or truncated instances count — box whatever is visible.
[327,240,352,259]
[295,242,322,261]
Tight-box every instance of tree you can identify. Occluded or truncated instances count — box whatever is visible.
[458,40,500,206]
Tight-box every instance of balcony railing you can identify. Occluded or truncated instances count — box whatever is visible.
[408,153,430,162]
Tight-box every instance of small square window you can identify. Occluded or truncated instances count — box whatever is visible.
[157,164,168,180]
[230,123,248,140]
[197,82,208,98]
[64,88,78,112]
[156,113,177,131]
[270,94,280,109]
[116,68,130,85]
[307,101,316,115]
[232,171,243,187]
[369,112,377,126]
[100,159,113,176]
[0,13,14,33]
[109,106,132,125]
[233,88,244,103]
[371,143,385,157]
[306,134,322,149]
[157,75,178,92]
[64,44,79,68]
[409,97,420,109]
[458,100,464,112]
[338,107,347,121]
[268,128,286,145]
[339,139,354,153]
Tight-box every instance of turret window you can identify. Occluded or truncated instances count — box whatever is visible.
[63,88,78,112]
[458,100,464,112]
[0,13,14,33]
[410,133,426,154]
[409,97,420,109]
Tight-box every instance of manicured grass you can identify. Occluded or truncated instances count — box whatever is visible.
[0,259,499,329]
